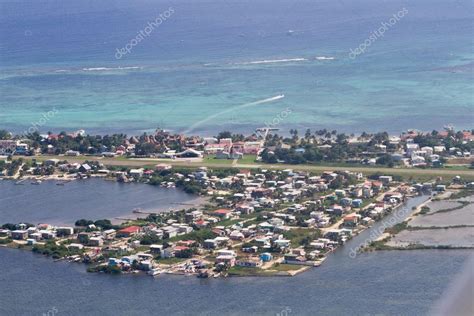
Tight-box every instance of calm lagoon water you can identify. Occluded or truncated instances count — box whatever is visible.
[0,178,198,225]
[0,247,471,316]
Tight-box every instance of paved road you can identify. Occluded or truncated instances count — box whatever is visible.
[24,155,474,179]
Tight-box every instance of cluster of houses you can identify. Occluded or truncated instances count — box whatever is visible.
[0,167,397,274]
[380,129,472,167]
[2,160,471,276]
[0,139,29,155]
[129,169,404,269]
[2,129,263,161]
[2,128,472,172]
[1,223,76,245]
[275,129,473,167]
[202,137,262,159]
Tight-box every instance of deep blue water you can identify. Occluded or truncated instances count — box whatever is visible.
[0,0,473,135]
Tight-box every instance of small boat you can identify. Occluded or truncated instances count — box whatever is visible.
[31,180,42,185]
[15,180,25,185]
[132,208,142,214]
[148,269,162,276]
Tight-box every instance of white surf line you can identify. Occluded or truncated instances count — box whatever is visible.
[182,94,285,135]
[234,58,307,65]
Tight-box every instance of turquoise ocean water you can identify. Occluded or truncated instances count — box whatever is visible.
[0,0,473,135]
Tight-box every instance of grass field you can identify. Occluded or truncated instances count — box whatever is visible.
[157,257,187,265]
[269,263,303,272]
[203,155,257,165]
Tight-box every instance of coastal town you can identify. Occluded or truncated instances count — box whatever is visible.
[2,1,474,314]
[0,126,473,171]
[1,125,473,278]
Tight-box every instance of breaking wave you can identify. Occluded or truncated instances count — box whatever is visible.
[233,58,308,65]
[82,66,142,71]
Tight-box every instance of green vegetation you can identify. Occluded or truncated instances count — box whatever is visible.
[367,239,395,251]
[168,229,215,244]
[0,238,12,245]
[425,201,471,215]
[270,263,303,272]
[406,225,474,230]
[385,221,408,235]
[203,155,257,165]
[260,130,400,166]
[157,257,187,265]
[0,129,12,140]
[75,219,117,230]
[5,158,23,176]
[283,228,321,247]
[368,241,473,251]
[87,264,122,274]
[32,240,82,259]
[228,263,303,276]
[448,189,474,200]
[139,234,163,245]
[419,206,431,215]
[23,131,126,155]
[227,266,269,276]
[2,223,35,230]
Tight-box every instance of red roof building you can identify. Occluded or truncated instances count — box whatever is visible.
[174,246,190,252]
[213,209,232,219]
[117,226,141,237]
[195,219,209,228]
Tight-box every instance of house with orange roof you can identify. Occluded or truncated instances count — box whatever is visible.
[194,219,210,228]
[343,213,361,227]
[212,209,232,220]
[117,226,141,237]
[371,181,383,192]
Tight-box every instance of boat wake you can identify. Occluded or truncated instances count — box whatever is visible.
[182,94,285,135]
[315,56,335,60]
